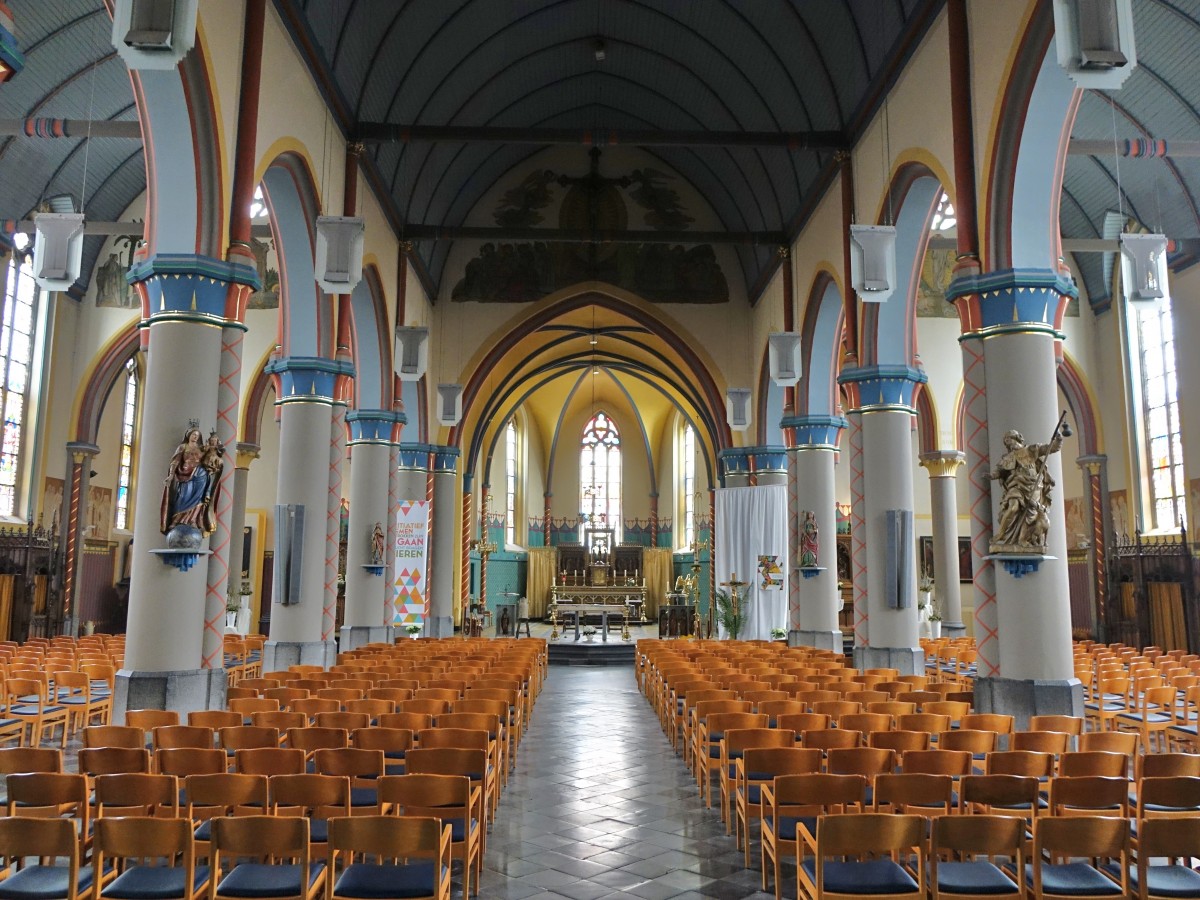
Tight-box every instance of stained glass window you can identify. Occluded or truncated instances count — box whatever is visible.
[0,250,37,517]
[115,358,138,530]
[682,424,695,548]
[505,421,516,545]
[580,412,620,535]
[1136,297,1184,530]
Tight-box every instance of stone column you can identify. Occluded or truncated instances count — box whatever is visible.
[225,443,259,625]
[394,444,430,630]
[383,425,402,629]
[324,363,351,646]
[719,449,752,488]
[427,446,459,637]
[841,366,926,675]
[919,451,967,638]
[60,442,99,637]
[261,357,350,671]
[784,417,847,650]
[115,255,257,720]
[845,404,869,649]
[949,269,1082,724]
[341,410,400,650]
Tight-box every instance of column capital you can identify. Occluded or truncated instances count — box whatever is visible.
[128,253,261,328]
[65,442,100,465]
[782,414,848,450]
[235,442,261,468]
[1077,453,1108,476]
[430,445,460,474]
[919,450,966,478]
[717,446,788,479]
[346,409,407,445]
[947,267,1076,337]
[838,365,927,413]
[266,356,355,406]
[397,443,431,471]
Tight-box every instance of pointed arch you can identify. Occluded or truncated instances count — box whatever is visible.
[72,321,141,445]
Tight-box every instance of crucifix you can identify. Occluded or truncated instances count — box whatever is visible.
[557,147,632,272]
[469,491,497,635]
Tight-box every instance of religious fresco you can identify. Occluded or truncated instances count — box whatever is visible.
[1109,488,1130,539]
[916,249,1079,317]
[247,235,280,309]
[1064,496,1087,549]
[95,234,140,308]
[451,150,728,304]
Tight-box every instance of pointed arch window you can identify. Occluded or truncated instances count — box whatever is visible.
[0,247,39,517]
[580,412,620,534]
[505,421,517,545]
[682,423,695,548]
[1135,297,1184,530]
[115,357,138,530]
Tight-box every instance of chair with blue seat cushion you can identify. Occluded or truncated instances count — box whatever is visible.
[734,746,817,867]
[6,678,69,748]
[5,773,90,853]
[405,745,491,850]
[684,696,746,776]
[312,749,386,815]
[1167,684,1200,751]
[1116,684,1177,753]
[210,816,325,900]
[268,774,350,856]
[1134,775,1200,847]
[0,747,62,776]
[797,813,925,900]
[94,773,179,819]
[350,729,412,777]
[873,773,954,816]
[0,817,93,900]
[93,816,208,900]
[54,672,110,735]
[378,774,481,898]
[220,727,280,763]
[929,814,1023,900]
[328,815,450,900]
[82,727,145,751]
[1047,775,1130,818]
[719,728,794,834]
[184,773,268,862]
[152,727,215,753]
[79,748,152,787]
[1124,817,1200,900]
[437,712,507,788]
[1029,815,1129,900]
[761,773,866,900]
[1058,750,1130,780]
[228,700,280,726]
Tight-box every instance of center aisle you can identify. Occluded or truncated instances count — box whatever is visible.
[486,665,775,900]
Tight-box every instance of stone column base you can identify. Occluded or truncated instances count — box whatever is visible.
[262,640,336,672]
[791,630,844,652]
[943,621,968,639]
[339,626,395,652]
[853,646,925,676]
[973,676,1083,730]
[114,668,227,723]
[426,616,454,638]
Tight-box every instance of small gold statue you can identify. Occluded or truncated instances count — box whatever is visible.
[988,413,1070,554]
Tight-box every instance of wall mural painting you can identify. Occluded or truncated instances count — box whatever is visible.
[452,150,728,304]
[916,249,1079,317]
[42,477,64,532]
[1064,496,1087,549]
[1109,489,1130,540]
[95,234,141,308]
[247,236,280,309]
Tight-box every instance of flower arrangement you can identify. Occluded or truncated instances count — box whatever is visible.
[581,625,597,636]
[404,623,422,637]
[927,604,943,622]
[918,572,935,594]
[770,627,787,640]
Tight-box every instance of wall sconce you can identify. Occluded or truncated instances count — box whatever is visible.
[395,326,430,381]
[111,0,198,70]
[726,388,752,432]
[767,332,802,386]
[437,383,463,426]
[849,224,897,303]
[314,216,365,293]
[1119,233,1168,303]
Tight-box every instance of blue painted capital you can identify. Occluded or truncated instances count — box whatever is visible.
[430,445,460,474]
[267,356,355,406]
[947,267,1076,335]
[838,365,927,412]
[717,445,788,478]
[780,414,848,449]
[346,409,406,445]
[129,253,261,327]
[398,443,432,471]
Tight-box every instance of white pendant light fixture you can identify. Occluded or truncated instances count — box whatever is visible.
[767,332,802,386]
[726,388,752,432]
[850,224,897,303]
[395,326,430,381]
[111,0,199,70]
[32,212,85,291]
[1119,233,1168,303]
[437,383,463,426]
[314,216,365,293]
[1052,0,1137,89]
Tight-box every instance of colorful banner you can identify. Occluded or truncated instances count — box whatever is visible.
[394,500,429,625]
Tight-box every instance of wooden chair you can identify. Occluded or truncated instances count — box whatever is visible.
[313,712,371,733]
[718,728,795,830]
[78,746,152,779]
[402,749,490,855]
[234,748,305,776]
[796,813,925,900]
[1078,730,1138,756]
[94,772,179,817]
[210,815,326,900]
[1131,817,1200,900]
[0,746,62,774]
[312,748,387,815]
[326,815,452,900]
[0,816,90,900]
[54,670,111,733]
[1028,816,1129,900]
[939,730,998,757]
[126,709,180,732]
[351,728,412,777]
[874,772,954,816]
[761,773,866,899]
[378,773,482,897]
[188,710,240,731]
[287,727,349,762]
[82,725,145,749]
[157,748,227,783]
[1047,775,1130,817]
[734,747,821,866]
[268,773,351,856]
[185,773,270,861]
[5,677,69,747]
[153,725,215,752]
[1058,750,1129,779]
[251,711,307,737]
[92,816,207,900]
[868,730,931,755]
[929,814,1023,900]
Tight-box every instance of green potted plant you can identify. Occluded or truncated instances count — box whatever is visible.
[770,627,787,641]
[581,624,597,642]
[714,590,744,640]
[927,604,943,639]
[404,623,422,639]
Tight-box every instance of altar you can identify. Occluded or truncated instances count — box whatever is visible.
[551,583,647,627]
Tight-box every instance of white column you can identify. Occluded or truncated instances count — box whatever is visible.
[115,258,257,719]
[341,411,397,649]
[427,446,459,637]
[263,357,348,670]
[919,451,966,637]
[226,443,259,631]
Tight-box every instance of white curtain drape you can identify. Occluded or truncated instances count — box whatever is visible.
[715,484,789,640]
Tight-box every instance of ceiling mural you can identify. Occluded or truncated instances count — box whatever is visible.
[451,149,728,304]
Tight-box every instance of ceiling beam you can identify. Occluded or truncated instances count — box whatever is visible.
[0,119,142,139]
[355,123,845,150]
[399,224,787,245]
[1069,139,1200,158]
